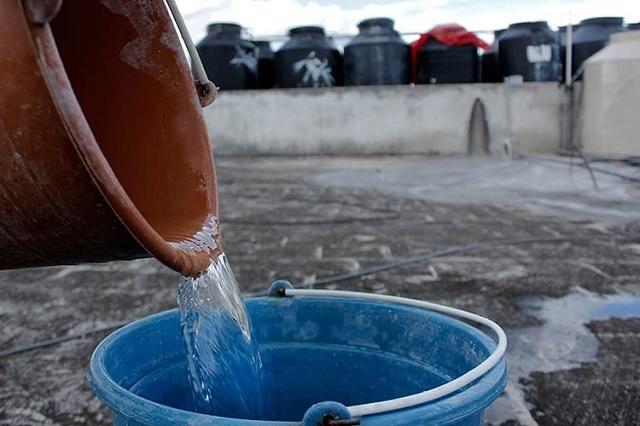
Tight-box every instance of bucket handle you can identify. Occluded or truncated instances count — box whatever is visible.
[272,284,508,419]
[164,0,218,107]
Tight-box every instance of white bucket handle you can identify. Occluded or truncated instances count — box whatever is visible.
[283,288,508,418]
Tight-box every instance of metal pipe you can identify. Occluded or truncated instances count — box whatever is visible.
[566,21,573,86]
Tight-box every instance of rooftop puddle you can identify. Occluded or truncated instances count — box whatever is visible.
[589,295,640,320]
[486,288,640,425]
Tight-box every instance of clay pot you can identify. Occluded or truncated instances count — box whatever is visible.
[0,0,219,276]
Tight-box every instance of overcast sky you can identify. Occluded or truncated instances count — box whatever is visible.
[176,0,639,43]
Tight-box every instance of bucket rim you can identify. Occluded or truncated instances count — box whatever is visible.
[89,293,507,424]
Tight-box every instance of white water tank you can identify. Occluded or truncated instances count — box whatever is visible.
[581,30,640,156]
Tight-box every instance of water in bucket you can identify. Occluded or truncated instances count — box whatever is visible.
[177,252,265,419]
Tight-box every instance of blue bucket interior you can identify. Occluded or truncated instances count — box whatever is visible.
[90,296,506,425]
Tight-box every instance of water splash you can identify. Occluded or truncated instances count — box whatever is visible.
[177,253,264,418]
[177,215,221,254]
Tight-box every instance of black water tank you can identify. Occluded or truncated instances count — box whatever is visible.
[197,23,258,90]
[344,18,409,86]
[572,17,625,78]
[416,39,479,84]
[254,40,275,89]
[499,21,561,82]
[480,29,505,82]
[275,26,343,88]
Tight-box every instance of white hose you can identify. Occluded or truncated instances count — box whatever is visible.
[284,288,507,418]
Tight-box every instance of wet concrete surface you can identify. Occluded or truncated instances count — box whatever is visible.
[1,156,639,425]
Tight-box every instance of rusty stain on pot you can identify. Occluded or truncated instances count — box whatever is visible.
[99,0,172,81]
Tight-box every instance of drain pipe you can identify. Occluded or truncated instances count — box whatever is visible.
[565,20,573,88]
[562,19,575,152]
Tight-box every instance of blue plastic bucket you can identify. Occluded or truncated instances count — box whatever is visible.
[89,288,507,425]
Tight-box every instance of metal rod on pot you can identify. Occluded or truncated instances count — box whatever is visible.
[164,0,218,106]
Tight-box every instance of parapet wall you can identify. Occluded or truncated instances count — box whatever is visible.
[204,83,567,156]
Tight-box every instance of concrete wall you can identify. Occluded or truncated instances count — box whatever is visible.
[204,83,567,156]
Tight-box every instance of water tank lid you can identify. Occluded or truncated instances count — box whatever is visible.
[252,40,271,47]
[358,17,395,30]
[206,22,242,35]
[579,17,624,26]
[289,26,326,37]
[558,24,580,33]
[508,21,549,30]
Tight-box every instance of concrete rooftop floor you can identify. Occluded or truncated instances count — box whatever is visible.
[1,155,639,425]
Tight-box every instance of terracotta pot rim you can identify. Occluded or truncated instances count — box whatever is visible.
[30,23,213,277]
